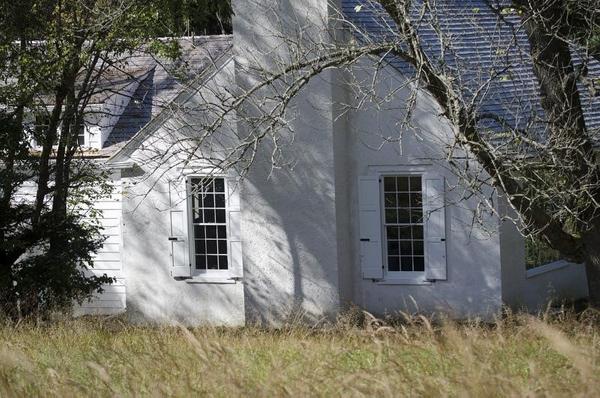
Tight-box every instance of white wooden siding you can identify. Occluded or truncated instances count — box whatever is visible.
[76,171,126,315]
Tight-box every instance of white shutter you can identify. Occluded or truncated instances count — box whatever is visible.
[424,174,447,281]
[226,177,243,279]
[169,180,191,278]
[358,176,384,280]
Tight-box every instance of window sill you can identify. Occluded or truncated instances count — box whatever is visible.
[185,275,241,284]
[375,278,432,285]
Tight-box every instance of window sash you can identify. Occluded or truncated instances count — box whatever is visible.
[381,174,425,275]
[188,176,229,273]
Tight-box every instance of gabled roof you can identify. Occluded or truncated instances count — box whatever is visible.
[341,0,600,143]
[102,35,232,150]
[106,42,233,163]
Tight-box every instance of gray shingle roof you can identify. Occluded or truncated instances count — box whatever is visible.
[103,35,232,148]
[341,0,600,143]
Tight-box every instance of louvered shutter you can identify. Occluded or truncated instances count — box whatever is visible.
[226,177,243,279]
[358,176,384,280]
[424,174,447,281]
[169,179,191,278]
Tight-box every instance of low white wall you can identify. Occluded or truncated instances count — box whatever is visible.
[499,202,589,312]
[507,259,588,312]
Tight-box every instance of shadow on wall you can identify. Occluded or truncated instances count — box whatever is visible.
[232,0,342,326]
[240,130,341,325]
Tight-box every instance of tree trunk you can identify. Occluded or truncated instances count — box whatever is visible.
[582,231,600,307]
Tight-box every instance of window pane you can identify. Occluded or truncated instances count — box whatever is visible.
[413,256,425,271]
[204,209,215,223]
[410,193,422,207]
[398,209,410,223]
[400,241,412,255]
[385,193,397,207]
[385,209,397,224]
[215,194,225,208]
[194,225,205,239]
[196,255,206,270]
[401,256,413,271]
[193,209,203,224]
[413,241,424,256]
[202,194,215,208]
[409,176,421,191]
[388,256,400,272]
[397,177,409,191]
[195,240,206,254]
[206,240,218,254]
[218,240,228,254]
[205,226,217,239]
[214,179,225,192]
[216,209,226,224]
[217,225,227,239]
[412,226,423,240]
[399,226,411,240]
[205,179,215,193]
[207,255,218,269]
[219,256,228,270]
[398,193,410,207]
[387,241,399,255]
[384,177,396,192]
[387,226,399,240]
[410,209,423,223]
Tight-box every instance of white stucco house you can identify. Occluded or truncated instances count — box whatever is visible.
[70,0,596,325]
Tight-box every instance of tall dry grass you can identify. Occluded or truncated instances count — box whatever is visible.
[0,307,599,397]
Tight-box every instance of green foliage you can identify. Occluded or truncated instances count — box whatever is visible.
[0,0,208,320]
[150,0,233,36]
[526,236,563,270]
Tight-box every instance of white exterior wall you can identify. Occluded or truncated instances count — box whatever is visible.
[120,169,245,325]
[342,60,503,319]
[75,170,126,315]
[233,0,342,324]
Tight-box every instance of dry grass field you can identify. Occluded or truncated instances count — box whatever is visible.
[1,308,599,397]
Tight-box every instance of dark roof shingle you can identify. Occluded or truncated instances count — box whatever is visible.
[342,0,600,144]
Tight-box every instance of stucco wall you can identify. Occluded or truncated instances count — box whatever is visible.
[121,169,245,325]
[233,0,342,324]
[342,59,503,319]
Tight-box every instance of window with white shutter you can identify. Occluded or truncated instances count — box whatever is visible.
[359,170,447,283]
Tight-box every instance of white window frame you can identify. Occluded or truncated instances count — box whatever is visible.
[368,165,433,285]
[28,114,87,149]
[379,172,426,280]
[186,174,231,278]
